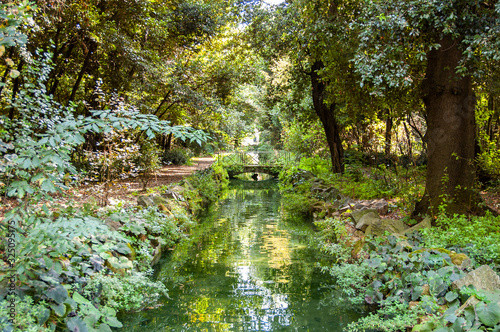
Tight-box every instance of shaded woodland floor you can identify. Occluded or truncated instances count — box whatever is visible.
[78,156,216,205]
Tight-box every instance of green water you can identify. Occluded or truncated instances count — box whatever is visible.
[120,180,365,331]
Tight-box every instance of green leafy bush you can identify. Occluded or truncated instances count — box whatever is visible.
[298,156,333,180]
[134,139,161,190]
[161,148,189,165]
[347,299,426,332]
[179,165,229,214]
[0,296,52,332]
[84,272,168,312]
[0,48,210,331]
[319,262,374,305]
[281,190,315,218]
[477,137,500,181]
[281,118,328,158]
[314,217,351,261]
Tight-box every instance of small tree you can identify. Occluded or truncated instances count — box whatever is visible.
[134,139,161,191]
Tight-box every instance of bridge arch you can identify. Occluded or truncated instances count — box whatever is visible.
[216,150,290,180]
[227,165,281,179]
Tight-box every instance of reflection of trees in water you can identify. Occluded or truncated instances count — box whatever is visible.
[122,181,365,331]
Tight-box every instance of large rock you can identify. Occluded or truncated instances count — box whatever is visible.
[353,199,389,215]
[165,185,186,201]
[351,209,378,224]
[311,186,342,202]
[355,211,381,232]
[365,218,409,237]
[151,245,163,266]
[404,217,432,235]
[449,252,472,269]
[451,265,500,292]
[137,195,155,207]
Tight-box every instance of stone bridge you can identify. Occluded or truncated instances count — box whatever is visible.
[217,150,291,179]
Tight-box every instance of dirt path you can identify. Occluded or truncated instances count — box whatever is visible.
[0,157,215,221]
[94,156,215,204]
[123,157,215,191]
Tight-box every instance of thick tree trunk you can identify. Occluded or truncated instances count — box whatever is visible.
[414,36,481,216]
[310,61,344,173]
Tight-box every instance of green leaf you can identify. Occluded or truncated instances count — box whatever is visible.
[105,316,123,328]
[9,69,20,78]
[46,284,68,304]
[54,261,63,274]
[41,179,56,193]
[31,173,45,182]
[445,291,458,302]
[73,292,91,305]
[37,307,51,325]
[477,302,500,327]
[22,158,31,169]
[444,313,457,323]
[87,303,103,320]
[50,303,67,317]
[83,314,98,329]
[67,317,89,332]
[412,321,436,332]
[64,297,77,310]
[368,257,382,268]
[451,317,468,331]
[43,256,54,269]
[114,242,131,255]
[96,323,113,332]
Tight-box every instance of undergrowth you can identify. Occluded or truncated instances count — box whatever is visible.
[285,155,500,331]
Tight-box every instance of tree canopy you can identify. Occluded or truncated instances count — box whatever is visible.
[3,0,500,213]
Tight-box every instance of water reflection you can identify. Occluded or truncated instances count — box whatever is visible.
[119,180,364,331]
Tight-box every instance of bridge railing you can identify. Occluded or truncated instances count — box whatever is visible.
[216,150,292,167]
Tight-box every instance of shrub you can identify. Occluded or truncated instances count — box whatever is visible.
[0,49,209,331]
[318,230,500,332]
[179,165,229,214]
[281,118,328,157]
[134,139,161,190]
[0,296,52,332]
[161,148,189,165]
[84,272,168,312]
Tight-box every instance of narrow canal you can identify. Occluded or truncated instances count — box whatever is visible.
[120,179,365,331]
